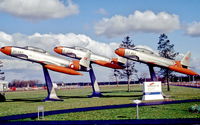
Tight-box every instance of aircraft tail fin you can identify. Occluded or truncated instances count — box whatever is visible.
[79,50,91,69]
[181,51,191,67]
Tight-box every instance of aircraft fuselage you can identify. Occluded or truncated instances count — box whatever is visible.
[54,46,126,69]
[115,48,198,75]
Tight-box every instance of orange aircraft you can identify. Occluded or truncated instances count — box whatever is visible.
[115,46,198,76]
[54,46,126,69]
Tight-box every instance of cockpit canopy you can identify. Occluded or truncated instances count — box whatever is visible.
[65,46,92,53]
[132,46,158,55]
[63,46,109,58]
[24,46,47,53]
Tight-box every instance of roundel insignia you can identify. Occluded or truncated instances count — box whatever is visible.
[84,57,88,60]
[70,64,74,68]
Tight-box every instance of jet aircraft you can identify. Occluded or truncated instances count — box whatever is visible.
[115,47,198,76]
[54,46,126,69]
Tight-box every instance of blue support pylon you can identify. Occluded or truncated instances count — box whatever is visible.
[42,65,63,101]
[148,65,157,81]
[88,66,103,97]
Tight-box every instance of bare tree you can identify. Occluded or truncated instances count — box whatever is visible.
[139,72,148,83]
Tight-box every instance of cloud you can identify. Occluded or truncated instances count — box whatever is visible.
[1,59,40,70]
[0,0,79,20]
[190,57,200,69]
[0,32,119,57]
[94,10,180,38]
[185,22,200,37]
[96,8,108,16]
[0,31,119,82]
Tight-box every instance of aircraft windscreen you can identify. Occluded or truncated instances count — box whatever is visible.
[132,47,156,55]
[74,46,90,52]
[24,46,47,53]
[65,46,110,58]
[64,46,90,52]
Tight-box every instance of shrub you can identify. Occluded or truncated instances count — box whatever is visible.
[189,104,200,113]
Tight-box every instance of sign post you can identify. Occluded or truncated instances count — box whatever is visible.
[38,106,44,120]
[142,81,164,100]
[133,100,142,119]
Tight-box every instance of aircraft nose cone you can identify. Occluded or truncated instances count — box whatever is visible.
[115,48,125,56]
[54,46,63,54]
[0,46,12,55]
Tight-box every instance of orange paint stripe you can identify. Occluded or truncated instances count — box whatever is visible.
[44,64,83,75]
[1,46,12,55]
[115,48,125,56]
[54,46,63,54]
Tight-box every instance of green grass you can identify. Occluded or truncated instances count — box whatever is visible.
[0,85,141,117]
[0,84,200,120]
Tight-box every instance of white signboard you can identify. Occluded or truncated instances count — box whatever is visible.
[142,81,164,100]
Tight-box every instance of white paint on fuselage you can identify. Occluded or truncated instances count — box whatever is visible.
[11,47,71,67]
[125,49,175,67]
[62,48,111,62]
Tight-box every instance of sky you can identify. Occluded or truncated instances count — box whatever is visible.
[0,0,200,83]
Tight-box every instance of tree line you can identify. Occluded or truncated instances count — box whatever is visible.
[9,80,40,88]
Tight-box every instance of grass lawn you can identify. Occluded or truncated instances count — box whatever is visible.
[0,84,200,120]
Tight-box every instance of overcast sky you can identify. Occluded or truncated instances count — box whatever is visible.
[0,0,200,83]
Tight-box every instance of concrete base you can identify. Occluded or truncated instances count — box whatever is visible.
[142,93,164,101]
[43,96,63,102]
